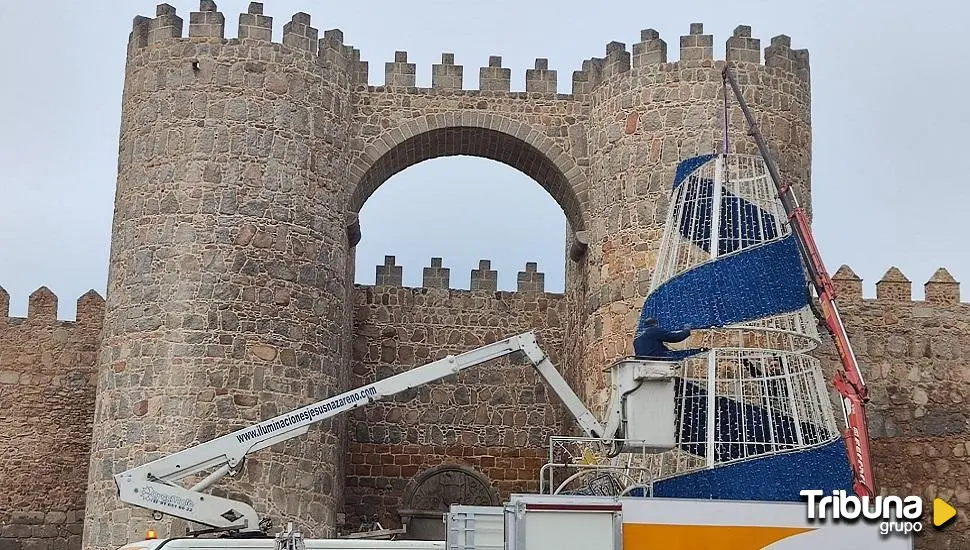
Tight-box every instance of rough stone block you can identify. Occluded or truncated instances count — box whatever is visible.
[27,287,57,322]
[765,35,794,71]
[148,4,183,44]
[765,34,810,81]
[77,290,106,326]
[129,16,151,49]
[282,13,319,53]
[422,258,450,289]
[679,23,713,62]
[832,265,863,302]
[571,58,604,95]
[924,268,960,305]
[432,53,463,90]
[385,51,416,87]
[376,256,403,286]
[354,56,370,85]
[479,56,511,92]
[516,263,545,293]
[525,59,556,93]
[633,29,667,67]
[726,25,760,64]
[189,1,225,38]
[238,3,272,41]
[470,260,498,292]
[602,42,631,79]
[876,267,911,301]
[320,29,350,71]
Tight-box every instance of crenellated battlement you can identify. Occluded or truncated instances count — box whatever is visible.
[0,285,105,326]
[832,265,966,305]
[367,256,556,295]
[129,2,370,84]
[570,23,809,95]
[126,3,808,97]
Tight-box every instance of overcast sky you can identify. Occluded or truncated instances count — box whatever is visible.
[0,0,967,318]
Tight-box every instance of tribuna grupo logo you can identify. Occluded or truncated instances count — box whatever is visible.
[800,490,923,536]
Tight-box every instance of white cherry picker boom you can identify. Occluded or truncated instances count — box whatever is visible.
[114,331,677,536]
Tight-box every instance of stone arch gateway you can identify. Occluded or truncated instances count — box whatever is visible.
[346,116,590,235]
[82,3,812,549]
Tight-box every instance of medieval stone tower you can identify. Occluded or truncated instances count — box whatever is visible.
[79,1,812,548]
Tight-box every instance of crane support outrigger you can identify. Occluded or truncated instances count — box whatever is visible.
[722,67,875,498]
[115,332,676,535]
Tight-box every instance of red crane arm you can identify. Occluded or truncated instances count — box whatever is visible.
[722,68,875,498]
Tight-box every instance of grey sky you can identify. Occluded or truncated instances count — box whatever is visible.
[1,0,967,319]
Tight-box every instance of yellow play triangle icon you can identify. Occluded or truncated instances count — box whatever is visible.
[933,498,957,527]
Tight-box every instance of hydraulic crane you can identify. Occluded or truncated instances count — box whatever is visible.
[114,332,677,536]
[722,67,875,498]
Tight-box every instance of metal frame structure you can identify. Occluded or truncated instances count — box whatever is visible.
[647,147,841,471]
[558,139,844,495]
[651,153,787,291]
[539,436,658,497]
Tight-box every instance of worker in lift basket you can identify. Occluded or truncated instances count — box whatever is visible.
[633,317,691,360]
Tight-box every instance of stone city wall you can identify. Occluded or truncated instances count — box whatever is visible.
[0,288,104,550]
[344,256,569,531]
[826,266,970,549]
[82,4,819,545]
[2,263,969,547]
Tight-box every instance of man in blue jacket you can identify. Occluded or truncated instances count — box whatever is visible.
[633,317,692,359]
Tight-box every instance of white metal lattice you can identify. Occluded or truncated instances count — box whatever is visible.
[648,154,839,477]
[651,154,791,293]
[542,154,842,494]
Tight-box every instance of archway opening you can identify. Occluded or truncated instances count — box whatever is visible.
[349,126,586,235]
[341,124,587,535]
[353,155,568,292]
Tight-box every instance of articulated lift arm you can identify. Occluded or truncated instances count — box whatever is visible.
[722,68,875,498]
[114,332,618,534]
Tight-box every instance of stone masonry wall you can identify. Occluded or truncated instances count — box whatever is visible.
[0,288,105,550]
[825,266,970,549]
[2,263,970,549]
[343,257,568,531]
[84,4,365,547]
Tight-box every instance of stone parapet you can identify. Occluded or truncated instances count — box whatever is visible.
[368,257,555,294]
[0,286,105,327]
[832,265,964,305]
[128,4,808,97]
[130,1,369,85]
[0,287,104,550]
[572,23,808,96]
